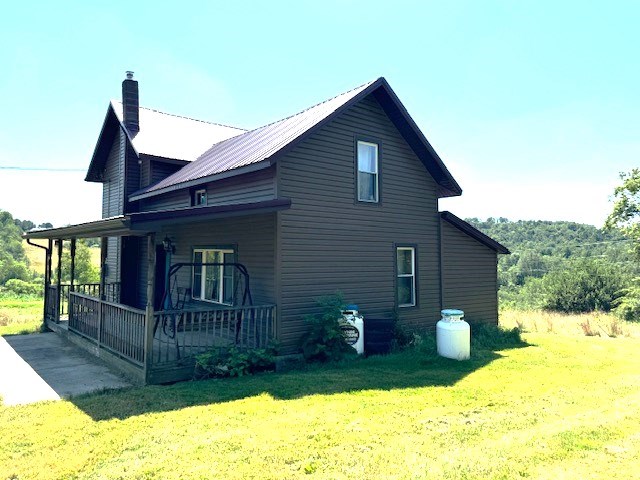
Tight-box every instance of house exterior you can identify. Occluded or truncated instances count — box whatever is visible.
[26,73,508,383]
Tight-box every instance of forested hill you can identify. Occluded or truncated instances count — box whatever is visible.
[465,218,629,260]
[464,217,635,296]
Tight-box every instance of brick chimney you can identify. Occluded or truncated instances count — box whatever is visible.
[122,71,139,136]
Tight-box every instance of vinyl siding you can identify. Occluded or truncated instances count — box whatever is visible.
[207,168,276,206]
[136,213,276,308]
[441,220,498,325]
[124,145,140,213]
[141,190,190,212]
[151,161,183,184]
[277,94,441,353]
[101,129,125,285]
[138,168,276,212]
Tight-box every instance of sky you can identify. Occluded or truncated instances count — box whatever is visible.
[0,0,637,227]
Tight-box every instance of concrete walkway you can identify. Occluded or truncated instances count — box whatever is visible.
[0,332,132,406]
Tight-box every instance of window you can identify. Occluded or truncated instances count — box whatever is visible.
[357,141,379,202]
[192,189,207,206]
[396,247,416,307]
[192,248,235,305]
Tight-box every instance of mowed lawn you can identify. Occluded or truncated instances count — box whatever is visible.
[2,324,640,479]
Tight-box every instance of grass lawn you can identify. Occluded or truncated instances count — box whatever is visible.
[2,319,640,479]
[0,297,43,335]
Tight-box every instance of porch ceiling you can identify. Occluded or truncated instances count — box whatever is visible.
[23,199,292,240]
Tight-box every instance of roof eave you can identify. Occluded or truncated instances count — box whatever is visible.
[85,102,140,183]
[23,216,134,240]
[128,160,274,202]
[440,211,510,254]
[372,79,462,198]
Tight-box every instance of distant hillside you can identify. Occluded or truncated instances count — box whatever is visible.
[464,218,634,288]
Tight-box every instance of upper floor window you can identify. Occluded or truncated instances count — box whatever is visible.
[397,246,416,307]
[357,141,379,203]
[192,189,207,206]
[192,248,235,305]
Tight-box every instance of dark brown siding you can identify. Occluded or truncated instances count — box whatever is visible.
[124,145,140,213]
[207,168,276,206]
[136,213,276,308]
[151,161,183,184]
[441,220,498,325]
[139,168,276,213]
[141,190,190,212]
[277,94,441,352]
[102,130,125,218]
[101,129,125,285]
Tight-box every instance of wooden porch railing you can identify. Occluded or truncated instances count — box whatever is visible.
[59,283,120,316]
[45,285,59,322]
[68,292,146,366]
[151,305,276,366]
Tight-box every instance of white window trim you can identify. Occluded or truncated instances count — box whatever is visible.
[192,248,234,305]
[357,140,379,203]
[397,246,416,308]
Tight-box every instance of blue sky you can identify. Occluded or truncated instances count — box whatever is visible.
[0,0,637,227]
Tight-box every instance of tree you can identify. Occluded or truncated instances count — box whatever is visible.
[0,210,30,285]
[61,240,100,284]
[605,168,640,258]
[543,258,627,313]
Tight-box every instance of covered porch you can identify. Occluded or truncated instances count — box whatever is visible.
[24,200,288,384]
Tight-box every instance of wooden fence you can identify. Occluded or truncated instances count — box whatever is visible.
[45,285,59,322]
[59,283,120,316]
[68,292,146,366]
[151,305,276,365]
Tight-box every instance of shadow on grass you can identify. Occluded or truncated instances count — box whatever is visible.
[72,330,530,422]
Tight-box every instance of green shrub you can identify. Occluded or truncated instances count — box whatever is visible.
[543,259,627,313]
[301,293,356,363]
[2,279,43,297]
[194,343,278,379]
[614,278,640,321]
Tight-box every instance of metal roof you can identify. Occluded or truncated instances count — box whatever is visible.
[130,77,463,201]
[440,211,511,254]
[110,100,246,161]
[130,79,378,200]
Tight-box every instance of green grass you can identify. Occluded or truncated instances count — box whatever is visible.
[2,322,640,479]
[0,297,43,335]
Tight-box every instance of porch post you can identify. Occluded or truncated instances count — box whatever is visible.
[144,233,156,382]
[70,238,77,292]
[100,237,107,301]
[56,239,63,323]
[43,240,53,327]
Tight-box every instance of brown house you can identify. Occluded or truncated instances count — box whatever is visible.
[26,73,509,384]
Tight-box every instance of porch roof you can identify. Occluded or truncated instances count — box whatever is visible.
[23,198,291,240]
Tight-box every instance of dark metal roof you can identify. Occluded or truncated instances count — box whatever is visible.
[130,77,463,201]
[440,211,511,254]
[23,199,291,240]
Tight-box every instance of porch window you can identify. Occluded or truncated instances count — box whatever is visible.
[357,141,379,202]
[192,248,235,305]
[396,246,416,307]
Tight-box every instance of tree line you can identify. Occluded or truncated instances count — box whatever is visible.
[0,209,99,296]
[465,217,637,318]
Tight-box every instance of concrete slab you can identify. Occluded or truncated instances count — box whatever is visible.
[0,332,132,406]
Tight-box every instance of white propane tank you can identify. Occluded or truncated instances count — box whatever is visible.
[341,305,365,355]
[436,309,470,360]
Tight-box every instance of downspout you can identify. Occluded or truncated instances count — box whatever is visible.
[26,238,51,331]
[56,239,63,323]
